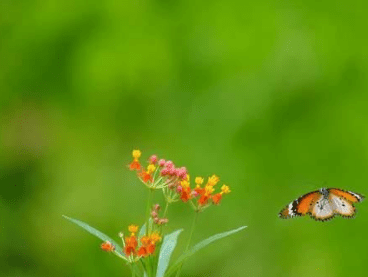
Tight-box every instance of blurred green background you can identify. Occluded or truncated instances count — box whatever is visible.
[1,0,368,276]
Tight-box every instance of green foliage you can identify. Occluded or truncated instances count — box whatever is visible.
[156,229,183,277]
[166,226,247,276]
[62,215,126,260]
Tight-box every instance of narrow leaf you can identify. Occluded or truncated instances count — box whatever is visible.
[139,223,146,238]
[166,226,247,276]
[139,218,153,238]
[62,215,125,258]
[156,229,183,277]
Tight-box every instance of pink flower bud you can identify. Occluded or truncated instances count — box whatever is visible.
[158,159,166,167]
[154,204,161,211]
[159,218,168,225]
[174,168,181,177]
[168,167,176,176]
[149,155,158,164]
[177,167,187,179]
[160,168,168,176]
[154,217,160,224]
[176,185,182,193]
[151,211,158,218]
[191,190,199,197]
[165,161,174,169]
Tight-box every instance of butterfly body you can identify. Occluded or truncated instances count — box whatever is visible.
[279,188,364,221]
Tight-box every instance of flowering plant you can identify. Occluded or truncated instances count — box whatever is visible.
[63,150,246,277]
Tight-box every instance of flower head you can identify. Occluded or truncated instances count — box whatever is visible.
[221,185,231,194]
[158,159,166,167]
[128,225,139,235]
[101,241,115,252]
[132,150,141,159]
[149,155,158,164]
[207,175,220,186]
[147,164,156,174]
[195,177,204,185]
[150,232,161,243]
[212,193,222,205]
[129,149,142,171]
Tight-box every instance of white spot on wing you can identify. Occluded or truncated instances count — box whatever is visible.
[288,202,294,216]
[311,195,334,220]
[330,195,355,216]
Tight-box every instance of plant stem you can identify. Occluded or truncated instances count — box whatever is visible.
[175,211,199,277]
[131,263,136,277]
[163,201,169,218]
[145,189,154,236]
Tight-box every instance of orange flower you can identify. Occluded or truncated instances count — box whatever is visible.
[194,185,205,195]
[129,150,141,171]
[137,235,157,257]
[137,246,148,257]
[125,245,136,256]
[101,241,115,252]
[125,235,138,249]
[180,186,192,202]
[198,194,210,206]
[212,193,222,205]
[147,243,156,254]
[139,170,152,183]
[124,235,138,256]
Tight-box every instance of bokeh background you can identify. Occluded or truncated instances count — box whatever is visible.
[1,1,368,276]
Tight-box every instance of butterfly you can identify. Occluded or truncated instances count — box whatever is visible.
[279,188,364,221]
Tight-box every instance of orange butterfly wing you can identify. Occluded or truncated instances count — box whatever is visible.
[296,192,321,215]
[328,188,364,203]
[279,191,321,218]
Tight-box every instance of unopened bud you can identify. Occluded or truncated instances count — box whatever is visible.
[158,159,166,167]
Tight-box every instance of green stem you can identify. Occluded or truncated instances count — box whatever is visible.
[131,263,136,277]
[163,201,169,218]
[175,211,199,277]
[145,189,154,236]
[159,201,170,235]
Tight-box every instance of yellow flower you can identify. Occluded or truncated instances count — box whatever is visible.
[128,224,139,235]
[132,150,141,159]
[195,177,204,185]
[147,164,156,173]
[207,175,219,186]
[221,185,231,194]
[205,184,214,195]
[150,232,161,243]
[181,180,190,188]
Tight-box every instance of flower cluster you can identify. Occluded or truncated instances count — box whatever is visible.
[124,224,161,259]
[129,150,188,190]
[129,150,231,212]
[101,224,161,261]
[151,204,168,225]
[65,148,242,277]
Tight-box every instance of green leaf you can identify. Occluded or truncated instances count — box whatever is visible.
[138,218,152,238]
[139,223,146,238]
[166,226,247,276]
[62,215,125,259]
[156,229,183,277]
